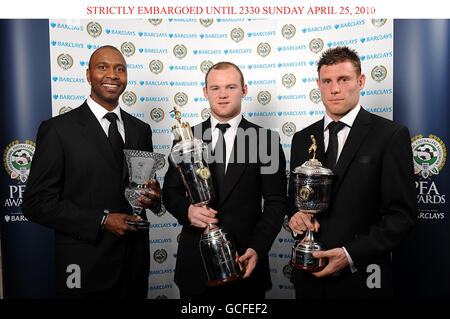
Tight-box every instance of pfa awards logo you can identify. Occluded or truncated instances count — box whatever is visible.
[122,91,137,106]
[411,134,446,179]
[282,73,296,89]
[4,140,35,183]
[309,38,324,54]
[257,91,272,105]
[120,42,136,57]
[372,19,387,27]
[282,122,296,137]
[149,60,164,74]
[200,60,214,74]
[281,24,296,39]
[57,53,73,70]
[173,44,188,59]
[257,42,271,57]
[59,106,73,114]
[309,88,322,104]
[371,65,387,82]
[200,19,214,27]
[86,21,102,38]
[150,108,165,123]
[230,28,245,43]
[174,92,188,107]
[201,108,211,120]
[153,249,168,264]
[148,19,162,26]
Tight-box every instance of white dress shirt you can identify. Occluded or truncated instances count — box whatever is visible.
[323,105,361,274]
[210,113,242,172]
[86,97,125,143]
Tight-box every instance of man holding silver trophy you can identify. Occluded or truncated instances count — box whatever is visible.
[22,45,161,298]
[287,46,417,298]
[163,62,287,300]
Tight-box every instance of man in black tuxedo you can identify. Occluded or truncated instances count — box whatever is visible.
[288,47,416,298]
[22,46,161,298]
[163,62,287,299]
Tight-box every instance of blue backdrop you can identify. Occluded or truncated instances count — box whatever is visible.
[0,19,448,298]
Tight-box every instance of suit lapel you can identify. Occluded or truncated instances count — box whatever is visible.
[77,102,120,171]
[332,108,372,195]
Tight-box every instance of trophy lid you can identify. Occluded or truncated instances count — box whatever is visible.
[171,106,194,142]
[293,160,333,176]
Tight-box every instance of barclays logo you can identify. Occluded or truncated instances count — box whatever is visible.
[248,80,276,86]
[302,78,317,83]
[138,32,168,38]
[50,22,83,31]
[150,238,172,244]
[170,81,198,87]
[247,31,276,37]
[362,33,393,43]
[365,106,393,113]
[193,49,222,55]
[277,95,307,101]
[106,29,136,36]
[127,64,144,69]
[51,41,83,48]
[278,61,307,68]
[361,89,393,96]
[149,284,173,291]
[200,33,227,39]
[301,25,331,33]
[138,48,168,54]
[141,97,169,102]
[149,269,175,276]
[170,33,197,39]
[152,129,172,134]
[327,39,358,48]
[170,113,198,118]
[140,81,169,86]
[309,110,325,116]
[248,63,276,70]
[153,145,171,150]
[335,20,365,29]
[193,97,208,102]
[53,94,85,100]
[168,18,197,22]
[225,49,252,54]
[130,113,145,118]
[169,65,198,71]
[361,51,393,61]
[150,222,179,228]
[277,45,307,52]
[247,112,277,118]
[278,238,295,243]
[278,284,295,290]
[52,77,85,83]
[86,44,101,50]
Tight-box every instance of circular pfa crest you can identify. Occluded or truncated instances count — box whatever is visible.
[282,24,296,40]
[153,249,168,264]
[200,19,214,27]
[173,44,188,59]
[282,73,296,89]
[371,65,387,82]
[299,186,314,201]
[150,108,165,123]
[201,108,211,120]
[86,22,102,38]
[230,28,245,43]
[122,91,137,106]
[148,19,163,26]
[283,264,293,279]
[3,140,36,183]
[197,167,211,180]
[309,38,324,54]
[174,92,188,107]
[372,19,387,28]
[59,106,73,114]
[282,122,296,137]
[309,88,322,104]
[200,60,214,74]
[149,59,164,74]
[411,134,446,179]
[120,42,136,57]
[257,42,271,58]
[257,91,272,106]
[57,53,73,70]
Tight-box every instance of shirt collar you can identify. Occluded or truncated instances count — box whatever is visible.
[210,113,242,131]
[324,105,361,131]
[86,96,123,123]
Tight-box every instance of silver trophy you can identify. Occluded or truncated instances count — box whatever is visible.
[124,149,165,230]
[290,135,334,271]
[168,107,242,285]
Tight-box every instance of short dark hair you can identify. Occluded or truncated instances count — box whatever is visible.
[317,46,361,75]
[205,62,245,88]
[88,45,123,70]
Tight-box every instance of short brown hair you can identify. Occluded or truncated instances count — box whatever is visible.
[317,46,361,75]
[205,62,245,88]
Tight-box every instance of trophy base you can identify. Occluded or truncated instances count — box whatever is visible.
[290,241,327,272]
[127,219,150,231]
[289,260,326,272]
[207,272,242,286]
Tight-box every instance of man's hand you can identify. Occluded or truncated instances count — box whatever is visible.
[137,179,161,209]
[188,205,218,228]
[311,248,349,278]
[238,248,258,279]
[289,210,320,235]
[103,213,139,237]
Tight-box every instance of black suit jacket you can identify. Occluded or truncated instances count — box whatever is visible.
[288,108,416,298]
[22,102,154,297]
[163,117,287,295]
